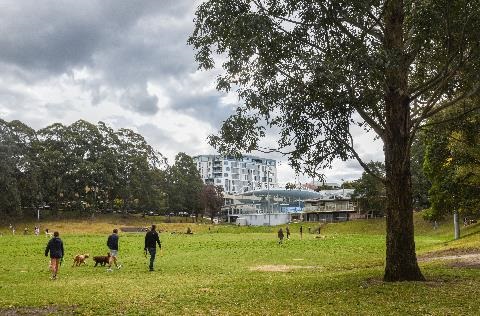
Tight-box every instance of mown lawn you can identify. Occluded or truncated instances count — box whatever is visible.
[0,215,479,315]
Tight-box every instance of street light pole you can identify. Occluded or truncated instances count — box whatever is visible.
[454,209,460,240]
[267,170,270,225]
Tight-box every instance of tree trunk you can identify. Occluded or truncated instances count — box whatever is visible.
[384,142,424,281]
[383,0,425,282]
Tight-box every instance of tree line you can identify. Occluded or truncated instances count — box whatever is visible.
[0,119,223,220]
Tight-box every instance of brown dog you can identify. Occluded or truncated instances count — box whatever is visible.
[72,254,90,267]
[93,253,111,267]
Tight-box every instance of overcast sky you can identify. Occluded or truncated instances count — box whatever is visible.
[0,0,383,185]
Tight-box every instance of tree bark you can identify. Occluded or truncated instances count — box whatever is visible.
[383,0,425,282]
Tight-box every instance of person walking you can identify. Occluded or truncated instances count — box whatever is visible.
[107,228,121,271]
[300,225,303,239]
[286,226,290,239]
[144,225,162,271]
[44,231,64,280]
[278,228,284,244]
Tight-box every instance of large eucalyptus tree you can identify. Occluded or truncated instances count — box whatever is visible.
[189,0,480,281]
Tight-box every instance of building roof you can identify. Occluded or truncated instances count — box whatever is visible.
[238,188,354,200]
[193,154,276,163]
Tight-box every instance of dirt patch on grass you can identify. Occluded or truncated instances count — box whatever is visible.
[448,260,480,268]
[361,277,457,288]
[0,305,77,315]
[420,247,480,259]
[250,265,316,272]
[419,248,480,268]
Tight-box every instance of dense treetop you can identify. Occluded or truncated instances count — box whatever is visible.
[0,119,214,218]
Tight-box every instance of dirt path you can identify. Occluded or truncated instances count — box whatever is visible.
[250,265,318,272]
[419,251,480,268]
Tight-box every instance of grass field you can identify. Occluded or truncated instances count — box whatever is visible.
[0,214,479,315]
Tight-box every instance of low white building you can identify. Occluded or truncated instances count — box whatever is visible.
[236,213,291,226]
[303,189,357,222]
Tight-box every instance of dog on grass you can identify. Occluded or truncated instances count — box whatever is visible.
[72,254,89,267]
[93,253,111,267]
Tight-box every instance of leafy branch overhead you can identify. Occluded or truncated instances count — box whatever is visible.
[189,0,480,179]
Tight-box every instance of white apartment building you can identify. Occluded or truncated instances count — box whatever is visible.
[193,155,278,194]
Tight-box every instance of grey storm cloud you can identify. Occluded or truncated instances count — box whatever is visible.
[169,93,234,127]
[120,86,159,115]
[44,102,79,119]
[0,88,28,110]
[0,1,145,74]
[0,0,202,115]
[137,123,206,160]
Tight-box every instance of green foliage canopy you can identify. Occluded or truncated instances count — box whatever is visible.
[352,161,386,216]
[0,119,167,216]
[189,0,480,178]
[165,153,204,216]
[423,101,480,220]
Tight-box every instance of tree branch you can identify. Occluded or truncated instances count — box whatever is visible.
[422,81,480,120]
[411,82,480,137]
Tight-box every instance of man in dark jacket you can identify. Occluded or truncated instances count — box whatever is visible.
[278,228,284,244]
[45,231,64,280]
[107,228,121,271]
[144,225,161,271]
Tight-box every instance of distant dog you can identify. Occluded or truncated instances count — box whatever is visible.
[93,253,111,267]
[72,254,89,267]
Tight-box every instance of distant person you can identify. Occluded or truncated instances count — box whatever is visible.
[278,228,284,244]
[34,226,40,236]
[286,226,290,239]
[300,225,303,239]
[23,227,28,235]
[107,228,121,271]
[44,231,64,280]
[144,225,162,271]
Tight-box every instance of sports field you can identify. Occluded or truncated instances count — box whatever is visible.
[0,215,479,315]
